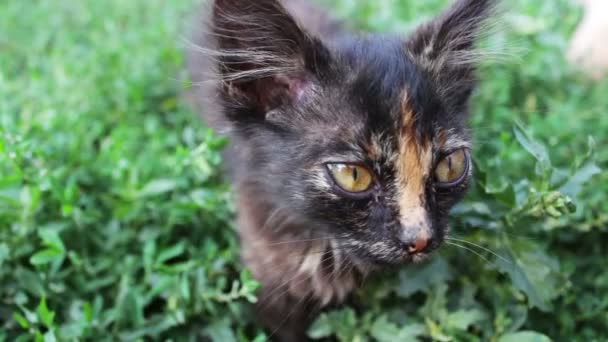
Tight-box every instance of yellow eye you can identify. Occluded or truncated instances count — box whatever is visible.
[327,164,373,193]
[435,149,469,186]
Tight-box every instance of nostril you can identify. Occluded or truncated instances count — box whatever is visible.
[407,237,429,254]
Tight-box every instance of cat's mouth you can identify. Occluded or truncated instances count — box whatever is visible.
[343,241,440,268]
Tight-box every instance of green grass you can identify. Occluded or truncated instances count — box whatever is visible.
[0,0,606,341]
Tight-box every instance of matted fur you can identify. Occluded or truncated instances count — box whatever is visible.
[187,0,496,340]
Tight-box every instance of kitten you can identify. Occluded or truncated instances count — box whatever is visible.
[187,0,495,340]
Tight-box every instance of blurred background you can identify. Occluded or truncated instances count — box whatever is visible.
[0,0,606,340]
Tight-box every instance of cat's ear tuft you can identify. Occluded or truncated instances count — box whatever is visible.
[206,0,330,120]
[407,0,497,104]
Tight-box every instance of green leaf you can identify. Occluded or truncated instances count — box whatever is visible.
[498,331,552,342]
[38,230,65,253]
[0,185,21,205]
[513,121,551,171]
[203,319,237,342]
[43,331,57,342]
[83,302,94,323]
[15,267,45,296]
[30,248,63,265]
[138,179,178,197]
[397,324,426,340]
[494,184,517,208]
[156,242,185,265]
[445,309,485,330]
[13,312,30,329]
[308,313,333,339]
[560,162,601,198]
[371,316,426,341]
[370,315,401,342]
[497,242,561,311]
[426,318,451,342]
[308,308,359,340]
[396,257,451,298]
[30,229,66,266]
[251,334,267,342]
[37,297,55,328]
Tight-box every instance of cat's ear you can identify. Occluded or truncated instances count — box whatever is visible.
[208,0,330,120]
[407,0,496,106]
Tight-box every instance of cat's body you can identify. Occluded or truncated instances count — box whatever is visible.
[187,0,495,340]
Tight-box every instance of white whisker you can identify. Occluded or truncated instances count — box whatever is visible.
[445,241,492,264]
[446,237,512,264]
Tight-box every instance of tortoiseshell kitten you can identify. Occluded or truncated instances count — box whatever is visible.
[188,0,495,340]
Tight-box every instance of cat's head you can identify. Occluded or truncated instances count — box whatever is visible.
[205,0,495,265]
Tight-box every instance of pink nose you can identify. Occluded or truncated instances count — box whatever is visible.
[407,237,429,254]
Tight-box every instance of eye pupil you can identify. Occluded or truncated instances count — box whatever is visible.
[353,167,358,181]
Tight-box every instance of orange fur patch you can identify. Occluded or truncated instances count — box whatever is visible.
[395,91,432,233]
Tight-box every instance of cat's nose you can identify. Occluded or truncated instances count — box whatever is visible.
[399,229,430,254]
[406,236,429,254]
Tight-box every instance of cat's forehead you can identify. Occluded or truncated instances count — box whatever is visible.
[304,36,471,161]
[340,57,470,158]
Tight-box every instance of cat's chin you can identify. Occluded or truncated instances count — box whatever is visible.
[410,251,433,264]
[351,249,434,269]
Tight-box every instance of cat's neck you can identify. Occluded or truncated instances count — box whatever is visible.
[236,181,364,306]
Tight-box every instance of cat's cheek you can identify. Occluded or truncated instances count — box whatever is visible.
[301,167,341,202]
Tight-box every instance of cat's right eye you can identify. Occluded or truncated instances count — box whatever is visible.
[326,163,373,194]
[435,149,469,187]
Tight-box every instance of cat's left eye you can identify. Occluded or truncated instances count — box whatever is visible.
[326,163,373,194]
[435,149,469,187]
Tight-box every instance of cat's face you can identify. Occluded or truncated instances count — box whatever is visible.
[207,0,493,265]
